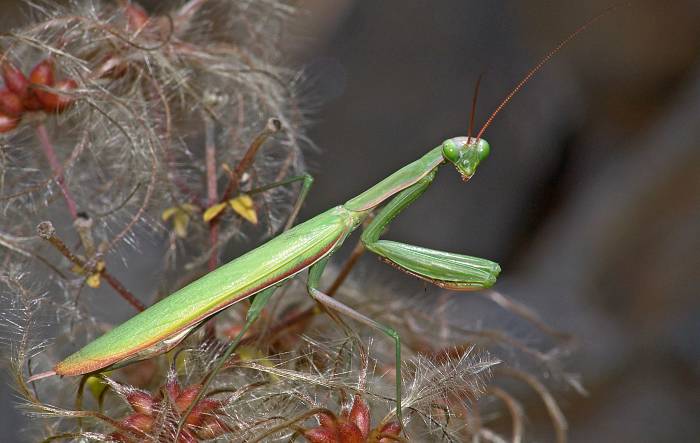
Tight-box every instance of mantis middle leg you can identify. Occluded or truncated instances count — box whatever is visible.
[305,257,404,423]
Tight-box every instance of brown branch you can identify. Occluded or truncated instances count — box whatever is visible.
[36,221,145,312]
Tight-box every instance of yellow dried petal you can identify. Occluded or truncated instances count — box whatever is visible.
[180,203,199,214]
[161,206,178,221]
[71,264,85,275]
[173,212,190,238]
[236,345,277,380]
[86,273,101,288]
[203,202,227,222]
[229,194,258,225]
[86,374,110,401]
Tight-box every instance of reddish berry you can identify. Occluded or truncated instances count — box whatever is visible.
[2,62,30,98]
[0,112,19,133]
[0,89,24,116]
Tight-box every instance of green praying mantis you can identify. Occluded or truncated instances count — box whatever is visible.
[27,6,620,436]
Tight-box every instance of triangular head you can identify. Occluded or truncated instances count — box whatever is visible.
[441,136,491,180]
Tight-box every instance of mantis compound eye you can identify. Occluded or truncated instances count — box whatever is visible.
[476,139,490,162]
[442,139,461,163]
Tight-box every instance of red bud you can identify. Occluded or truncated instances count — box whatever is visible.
[377,421,402,443]
[29,59,55,87]
[174,384,202,413]
[29,59,58,111]
[121,412,154,433]
[348,395,370,440]
[0,89,24,116]
[195,416,232,440]
[318,411,338,431]
[165,373,181,399]
[176,428,197,443]
[337,422,363,443]
[126,390,155,415]
[125,3,150,30]
[38,78,77,113]
[0,112,20,133]
[22,93,43,111]
[2,62,29,98]
[107,432,130,443]
[304,427,338,443]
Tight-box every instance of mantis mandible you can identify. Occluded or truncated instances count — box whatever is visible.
[28,6,620,434]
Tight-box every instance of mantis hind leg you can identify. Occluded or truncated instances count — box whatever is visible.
[176,286,277,438]
[307,259,404,424]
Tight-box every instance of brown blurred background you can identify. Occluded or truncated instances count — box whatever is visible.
[2,1,700,441]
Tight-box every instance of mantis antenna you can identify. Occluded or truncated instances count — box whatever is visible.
[475,3,627,141]
[467,72,484,141]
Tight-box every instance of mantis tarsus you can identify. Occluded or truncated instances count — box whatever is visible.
[28,5,622,438]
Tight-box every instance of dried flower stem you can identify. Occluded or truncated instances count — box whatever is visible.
[496,366,567,443]
[204,112,219,271]
[35,123,78,219]
[220,118,282,204]
[36,221,145,311]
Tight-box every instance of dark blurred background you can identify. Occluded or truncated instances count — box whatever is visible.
[2,1,700,441]
[295,0,700,441]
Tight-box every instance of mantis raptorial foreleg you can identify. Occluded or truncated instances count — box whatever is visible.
[362,169,500,290]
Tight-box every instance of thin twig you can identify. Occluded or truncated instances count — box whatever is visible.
[35,123,78,219]
[36,221,145,311]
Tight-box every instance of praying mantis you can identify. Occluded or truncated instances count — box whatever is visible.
[27,5,621,437]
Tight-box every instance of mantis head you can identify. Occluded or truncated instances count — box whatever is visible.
[441,137,490,180]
